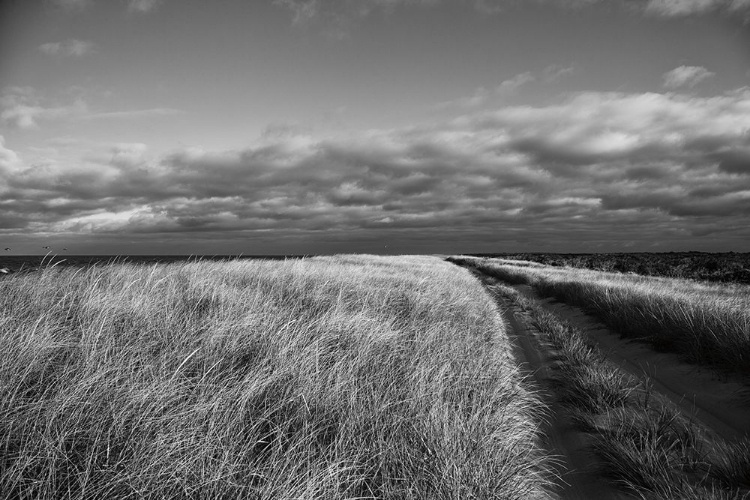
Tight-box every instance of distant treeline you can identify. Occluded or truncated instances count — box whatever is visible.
[469,252,750,284]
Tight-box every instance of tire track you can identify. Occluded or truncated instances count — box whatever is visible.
[486,282,631,499]
[509,282,750,443]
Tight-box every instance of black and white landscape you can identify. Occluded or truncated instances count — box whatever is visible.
[1,1,749,499]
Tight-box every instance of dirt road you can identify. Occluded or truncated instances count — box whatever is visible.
[471,265,750,499]
[498,299,630,499]
[509,283,750,443]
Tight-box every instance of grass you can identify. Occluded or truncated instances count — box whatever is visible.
[475,275,750,499]
[0,255,554,499]
[449,256,750,375]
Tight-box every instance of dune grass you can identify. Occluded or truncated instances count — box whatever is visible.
[449,256,750,375]
[480,279,750,499]
[0,255,553,499]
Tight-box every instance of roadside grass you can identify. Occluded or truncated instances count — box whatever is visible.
[474,274,750,500]
[448,256,750,376]
[0,255,554,499]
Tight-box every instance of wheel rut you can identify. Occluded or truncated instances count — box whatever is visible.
[482,278,631,499]
[472,265,750,499]
[508,283,750,443]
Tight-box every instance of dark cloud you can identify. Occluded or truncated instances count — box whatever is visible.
[714,148,750,174]
[3,88,750,251]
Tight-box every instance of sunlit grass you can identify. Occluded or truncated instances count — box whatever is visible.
[451,256,750,375]
[0,255,553,499]
[481,279,750,499]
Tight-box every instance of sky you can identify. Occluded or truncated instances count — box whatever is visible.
[1,0,749,255]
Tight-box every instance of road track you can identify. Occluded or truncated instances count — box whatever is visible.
[507,282,750,443]
[499,299,629,500]
[470,266,750,499]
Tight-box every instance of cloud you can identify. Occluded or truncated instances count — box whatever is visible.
[4,87,750,251]
[496,72,536,93]
[0,136,22,176]
[272,0,455,38]
[108,143,148,169]
[39,39,96,57]
[273,0,321,25]
[435,72,536,110]
[0,87,183,129]
[0,87,86,129]
[83,108,185,120]
[52,0,91,11]
[274,0,750,32]
[663,65,715,89]
[127,0,162,14]
[51,0,164,14]
[644,0,750,16]
[542,64,575,82]
[435,66,571,111]
[434,87,491,110]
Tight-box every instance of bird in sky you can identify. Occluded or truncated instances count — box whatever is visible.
[63,248,68,251]
[42,246,50,249]
[3,248,9,251]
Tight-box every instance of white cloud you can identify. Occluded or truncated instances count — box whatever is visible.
[662,65,715,89]
[542,64,574,82]
[645,0,718,15]
[51,0,164,14]
[0,87,87,130]
[272,0,324,25]
[473,0,505,14]
[496,72,536,93]
[4,87,750,250]
[109,143,148,169]
[435,71,536,110]
[435,67,568,111]
[83,108,185,120]
[274,0,750,30]
[0,87,183,130]
[52,0,91,11]
[127,0,162,14]
[434,87,491,110]
[644,0,750,16]
[0,136,21,176]
[39,39,96,57]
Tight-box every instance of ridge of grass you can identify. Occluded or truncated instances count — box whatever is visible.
[0,255,554,499]
[452,258,750,499]
[448,256,750,376]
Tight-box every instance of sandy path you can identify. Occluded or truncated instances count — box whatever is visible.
[498,300,630,500]
[456,264,632,499]
[509,283,750,443]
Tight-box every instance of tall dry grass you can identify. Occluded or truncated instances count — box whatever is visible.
[451,256,750,375]
[486,281,750,500]
[0,255,552,499]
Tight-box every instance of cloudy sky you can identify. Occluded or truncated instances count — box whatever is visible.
[1,0,749,255]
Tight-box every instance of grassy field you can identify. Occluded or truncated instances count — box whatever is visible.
[0,256,553,499]
[450,256,750,375]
